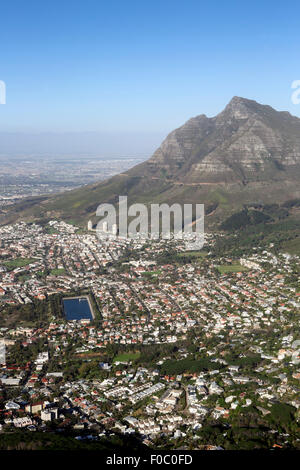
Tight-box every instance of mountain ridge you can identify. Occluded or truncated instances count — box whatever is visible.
[1,97,300,227]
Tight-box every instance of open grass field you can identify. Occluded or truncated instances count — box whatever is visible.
[113,352,141,363]
[50,268,66,276]
[141,270,162,277]
[178,250,208,259]
[2,257,37,269]
[217,263,248,274]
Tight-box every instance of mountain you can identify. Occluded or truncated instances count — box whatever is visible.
[1,97,300,227]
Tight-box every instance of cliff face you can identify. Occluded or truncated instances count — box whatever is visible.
[132,97,300,185]
[1,97,300,227]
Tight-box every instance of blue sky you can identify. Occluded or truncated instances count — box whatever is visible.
[1,0,300,154]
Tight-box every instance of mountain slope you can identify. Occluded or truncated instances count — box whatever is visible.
[1,97,300,227]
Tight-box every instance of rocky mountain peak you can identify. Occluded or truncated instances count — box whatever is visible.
[134,97,300,186]
[220,96,259,120]
[2,97,299,227]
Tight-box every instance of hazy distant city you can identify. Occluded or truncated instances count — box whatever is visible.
[0,155,145,206]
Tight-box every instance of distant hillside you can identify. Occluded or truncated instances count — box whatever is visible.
[1,97,300,228]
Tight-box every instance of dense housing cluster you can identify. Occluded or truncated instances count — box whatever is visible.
[0,221,299,450]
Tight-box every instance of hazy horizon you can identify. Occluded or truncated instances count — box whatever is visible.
[1,96,300,157]
[0,130,165,157]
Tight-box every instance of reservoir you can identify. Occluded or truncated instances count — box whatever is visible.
[62,296,94,321]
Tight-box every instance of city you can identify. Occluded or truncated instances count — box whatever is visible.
[0,220,299,450]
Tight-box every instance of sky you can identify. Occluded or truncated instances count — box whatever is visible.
[1,0,300,155]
